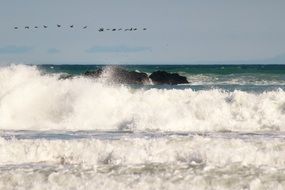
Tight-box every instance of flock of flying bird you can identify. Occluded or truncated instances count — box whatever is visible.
[13,25,147,32]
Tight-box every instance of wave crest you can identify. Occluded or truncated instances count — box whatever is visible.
[0,65,285,131]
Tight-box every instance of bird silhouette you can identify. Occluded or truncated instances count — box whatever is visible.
[12,25,147,32]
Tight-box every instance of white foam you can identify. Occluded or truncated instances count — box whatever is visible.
[0,135,284,190]
[0,163,284,190]
[0,136,284,167]
[0,163,285,190]
[185,73,285,85]
[1,64,285,131]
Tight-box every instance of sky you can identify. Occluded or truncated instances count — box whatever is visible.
[0,0,285,64]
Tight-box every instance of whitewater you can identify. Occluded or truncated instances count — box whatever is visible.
[0,64,284,189]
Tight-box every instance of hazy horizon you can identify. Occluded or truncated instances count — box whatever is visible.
[1,0,285,64]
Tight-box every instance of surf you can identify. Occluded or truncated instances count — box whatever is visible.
[1,64,285,131]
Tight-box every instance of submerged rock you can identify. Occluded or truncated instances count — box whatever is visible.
[149,71,189,85]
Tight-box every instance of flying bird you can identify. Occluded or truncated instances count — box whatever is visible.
[13,24,147,32]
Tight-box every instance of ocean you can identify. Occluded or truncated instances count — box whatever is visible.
[0,64,284,189]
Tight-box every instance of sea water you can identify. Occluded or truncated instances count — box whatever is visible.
[0,64,284,189]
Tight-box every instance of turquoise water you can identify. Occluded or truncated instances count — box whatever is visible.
[39,64,285,75]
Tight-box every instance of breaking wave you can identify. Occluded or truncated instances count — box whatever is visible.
[1,64,285,131]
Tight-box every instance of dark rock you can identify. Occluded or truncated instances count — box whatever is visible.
[108,67,149,84]
[83,67,149,85]
[149,71,188,85]
[58,74,74,80]
[84,68,103,78]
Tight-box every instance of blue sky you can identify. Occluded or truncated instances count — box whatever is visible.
[0,0,285,64]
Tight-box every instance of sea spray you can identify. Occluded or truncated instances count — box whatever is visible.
[1,65,285,131]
